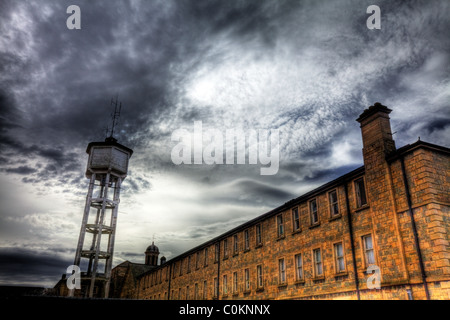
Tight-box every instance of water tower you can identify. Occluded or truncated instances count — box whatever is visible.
[69,99,133,298]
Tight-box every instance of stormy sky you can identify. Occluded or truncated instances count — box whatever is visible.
[0,0,449,288]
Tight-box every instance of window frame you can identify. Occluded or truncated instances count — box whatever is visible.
[276,213,285,238]
[196,252,200,270]
[233,234,239,255]
[223,238,229,259]
[204,247,209,267]
[333,241,347,274]
[244,268,250,292]
[309,198,319,226]
[256,264,264,289]
[203,280,207,300]
[244,229,250,251]
[215,243,220,263]
[194,283,198,300]
[232,271,239,295]
[223,274,228,296]
[354,177,368,208]
[292,207,300,232]
[294,253,304,282]
[255,223,263,247]
[312,247,324,279]
[328,189,340,217]
[278,258,287,285]
[362,234,376,267]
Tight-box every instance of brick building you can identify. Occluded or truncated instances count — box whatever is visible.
[128,103,449,300]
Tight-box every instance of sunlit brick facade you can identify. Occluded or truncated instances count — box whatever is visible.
[132,103,449,300]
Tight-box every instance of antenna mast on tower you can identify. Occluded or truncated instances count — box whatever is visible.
[109,96,122,139]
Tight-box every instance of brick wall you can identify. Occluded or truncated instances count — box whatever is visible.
[134,105,449,300]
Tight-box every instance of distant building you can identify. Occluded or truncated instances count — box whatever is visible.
[130,103,449,300]
[107,242,166,299]
[53,242,160,299]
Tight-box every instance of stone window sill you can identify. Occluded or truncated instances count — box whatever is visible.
[309,222,321,229]
[334,272,348,278]
[355,204,370,213]
[291,229,302,235]
[329,214,342,222]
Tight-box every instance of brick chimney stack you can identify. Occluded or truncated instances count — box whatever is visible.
[356,102,396,160]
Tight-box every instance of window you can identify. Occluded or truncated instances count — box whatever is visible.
[215,243,220,262]
[355,177,368,207]
[244,268,250,291]
[179,260,183,276]
[203,280,207,299]
[329,190,339,216]
[277,214,284,237]
[178,288,181,300]
[244,229,250,250]
[233,272,238,294]
[313,248,323,277]
[278,258,286,284]
[186,286,189,300]
[204,247,208,266]
[223,275,228,295]
[334,242,345,273]
[233,234,239,254]
[295,254,303,280]
[255,224,262,246]
[363,234,375,265]
[187,255,191,273]
[310,199,319,224]
[292,207,300,231]
[214,277,219,298]
[196,252,200,269]
[257,265,263,288]
[223,239,228,258]
[194,283,198,300]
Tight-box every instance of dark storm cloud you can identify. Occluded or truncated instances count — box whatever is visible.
[0,247,72,286]
[4,166,37,175]
[230,179,294,203]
